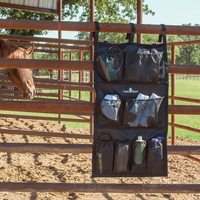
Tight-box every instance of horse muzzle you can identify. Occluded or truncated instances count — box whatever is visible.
[23,88,35,100]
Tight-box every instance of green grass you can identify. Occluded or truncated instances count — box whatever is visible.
[1,79,200,141]
[168,79,200,141]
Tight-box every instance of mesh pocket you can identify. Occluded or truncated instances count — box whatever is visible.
[124,52,163,83]
[147,140,164,174]
[114,141,131,173]
[123,98,163,128]
[131,141,147,173]
[98,52,123,82]
[96,140,114,174]
[101,98,121,122]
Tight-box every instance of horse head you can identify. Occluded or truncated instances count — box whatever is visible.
[0,39,36,99]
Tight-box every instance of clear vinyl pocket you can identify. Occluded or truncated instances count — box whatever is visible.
[98,52,124,82]
[123,98,162,128]
[147,140,164,174]
[96,140,114,174]
[131,140,147,173]
[100,97,121,126]
[114,141,131,173]
[124,52,163,83]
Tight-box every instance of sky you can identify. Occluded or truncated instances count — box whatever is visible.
[43,0,200,40]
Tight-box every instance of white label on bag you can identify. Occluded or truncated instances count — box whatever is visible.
[123,88,139,94]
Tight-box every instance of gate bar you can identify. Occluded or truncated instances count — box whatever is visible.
[0,182,199,193]
[0,101,199,115]
[0,34,94,46]
[0,19,199,35]
[0,129,92,140]
[0,143,199,155]
[0,59,200,74]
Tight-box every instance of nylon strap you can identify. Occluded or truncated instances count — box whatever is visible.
[93,22,100,44]
[158,24,168,63]
[126,23,135,45]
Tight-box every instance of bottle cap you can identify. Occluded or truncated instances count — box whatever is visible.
[157,137,164,141]
[136,136,144,142]
[138,136,142,141]
[151,138,158,142]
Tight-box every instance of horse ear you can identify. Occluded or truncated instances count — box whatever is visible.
[26,44,35,55]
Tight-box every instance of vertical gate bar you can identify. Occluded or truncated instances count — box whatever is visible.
[90,0,95,138]
[79,52,83,99]
[137,0,143,44]
[58,0,63,123]
[171,45,176,145]
[69,52,72,100]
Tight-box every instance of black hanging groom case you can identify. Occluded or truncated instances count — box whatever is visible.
[92,23,169,177]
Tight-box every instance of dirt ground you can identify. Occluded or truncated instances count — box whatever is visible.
[0,117,199,200]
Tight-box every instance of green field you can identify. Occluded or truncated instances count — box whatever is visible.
[168,79,200,141]
[1,79,200,141]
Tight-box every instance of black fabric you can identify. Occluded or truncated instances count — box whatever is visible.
[92,25,168,177]
[114,141,131,173]
[93,22,100,44]
[124,52,163,83]
[96,140,114,174]
[126,23,135,44]
[147,140,164,174]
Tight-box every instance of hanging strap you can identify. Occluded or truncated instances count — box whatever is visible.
[93,22,100,44]
[158,24,166,43]
[158,24,167,62]
[126,23,135,45]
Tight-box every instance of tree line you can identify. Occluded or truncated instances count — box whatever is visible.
[0,1,199,69]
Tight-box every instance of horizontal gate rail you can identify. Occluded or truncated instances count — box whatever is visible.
[168,64,200,74]
[1,34,200,47]
[0,109,94,116]
[0,143,199,155]
[167,39,200,46]
[13,42,91,51]
[169,105,200,115]
[0,114,90,123]
[169,96,200,104]
[0,19,199,35]
[168,122,200,134]
[0,89,59,98]
[0,59,200,74]
[0,101,199,115]
[0,100,94,113]
[0,129,92,140]
[0,34,94,46]
[0,95,90,103]
[0,182,199,193]
[0,58,93,71]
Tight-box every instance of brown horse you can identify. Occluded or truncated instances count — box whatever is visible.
[0,39,35,99]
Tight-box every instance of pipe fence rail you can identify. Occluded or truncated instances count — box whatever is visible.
[0,19,199,194]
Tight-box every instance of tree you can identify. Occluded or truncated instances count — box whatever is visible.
[175,24,200,65]
[0,0,154,37]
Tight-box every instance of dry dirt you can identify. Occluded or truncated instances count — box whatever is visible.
[0,117,199,200]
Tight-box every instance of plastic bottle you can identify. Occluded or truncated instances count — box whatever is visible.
[157,137,164,141]
[134,136,146,164]
[151,138,158,142]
